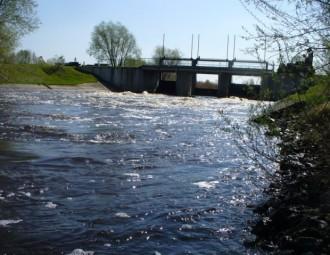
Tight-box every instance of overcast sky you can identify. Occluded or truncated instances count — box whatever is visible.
[19,0,265,64]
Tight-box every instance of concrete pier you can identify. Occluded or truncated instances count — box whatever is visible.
[176,71,193,97]
[217,73,232,97]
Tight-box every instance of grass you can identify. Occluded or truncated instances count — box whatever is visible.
[285,75,329,106]
[253,75,329,136]
[0,64,97,85]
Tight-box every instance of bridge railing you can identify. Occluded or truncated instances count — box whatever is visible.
[196,59,229,68]
[143,57,273,71]
[232,61,268,70]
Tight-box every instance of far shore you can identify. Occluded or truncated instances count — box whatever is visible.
[0,82,109,91]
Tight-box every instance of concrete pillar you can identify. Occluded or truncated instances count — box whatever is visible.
[142,70,160,92]
[191,73,197,95]
[217,72,232,97]
[260,74,274,100]
[176,71,193,97]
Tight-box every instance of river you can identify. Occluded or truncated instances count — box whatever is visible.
[0,85,272,254]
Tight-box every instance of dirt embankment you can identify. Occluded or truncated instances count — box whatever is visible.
[249,102,330,254]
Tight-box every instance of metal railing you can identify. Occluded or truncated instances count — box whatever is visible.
[85,57,274,71]
[144,57,273,71]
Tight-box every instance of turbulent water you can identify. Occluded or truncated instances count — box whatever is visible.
[0,85,271,254]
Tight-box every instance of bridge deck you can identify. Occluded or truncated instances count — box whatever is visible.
[141,64,273,75]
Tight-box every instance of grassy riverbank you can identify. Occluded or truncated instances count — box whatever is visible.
[0,64,97,85]
[250,77,330,253]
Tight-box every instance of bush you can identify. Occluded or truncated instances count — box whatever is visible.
[41,64,64,75]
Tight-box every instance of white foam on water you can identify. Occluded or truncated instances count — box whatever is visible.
[193,181,219,189]
[66,249,94,255]
[7,192,15,198]
[0,219,22,227]
[124,173,140,178]
[181,224,193,230]
[114,212,130,218]
[104,243,111,247]
[217,227,233,234]
[124,172,141,182]
[45,202,58,209]
[20,191,31,197]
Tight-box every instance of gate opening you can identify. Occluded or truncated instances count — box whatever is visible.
[194,74,218,96]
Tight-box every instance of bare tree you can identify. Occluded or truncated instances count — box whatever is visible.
[240,0,330,72]
[88,21,141,67]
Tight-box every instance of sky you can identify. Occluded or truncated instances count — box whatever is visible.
[19,0,264,65]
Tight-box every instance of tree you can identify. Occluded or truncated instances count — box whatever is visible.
[152,46,183,80]
[47,55,65,65]
[88,21,141,67]
[240,0,330,72]
[152,46,182,65]
[15,49,34,64]
[0,0,39,62]
[0,24,17,62]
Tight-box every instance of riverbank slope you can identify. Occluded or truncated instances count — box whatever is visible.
[251,78,330,253]
[0,64,97,85]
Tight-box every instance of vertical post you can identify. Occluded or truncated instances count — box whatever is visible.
[162,33,165,58]
[226,34,229,60]
[197,34,200,58]
[263,36,267,62]
[191,34,194,59]
[233,35,236,60]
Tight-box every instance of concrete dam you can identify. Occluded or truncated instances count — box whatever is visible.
[80,58,275,98]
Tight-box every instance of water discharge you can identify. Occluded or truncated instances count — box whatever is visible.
[0,85,270,254]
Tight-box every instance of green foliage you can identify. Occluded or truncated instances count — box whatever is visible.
[152,46,182,65]
[123,58,146,67]
[253,114,280,136]
[0,24,17,63]
[287,75,330,106]
[15,49,38,64]
[0,0,39,63]
[0,64,97,85]
[88,21,141,67]
[46,55,65,65]
[41,63,64,75]
[0,0,39,35]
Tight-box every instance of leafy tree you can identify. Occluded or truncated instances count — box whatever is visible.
[47,55,65,65]
[88,21,141,67]
[152,46,182,65]
[152,46,183,80]
[0,0,39,62]
[15,49,35,64]
[240,0,330,72]
[0,24,17,62]
[124,58,146,67]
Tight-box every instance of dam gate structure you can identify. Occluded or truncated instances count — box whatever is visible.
[80,58,275,98]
